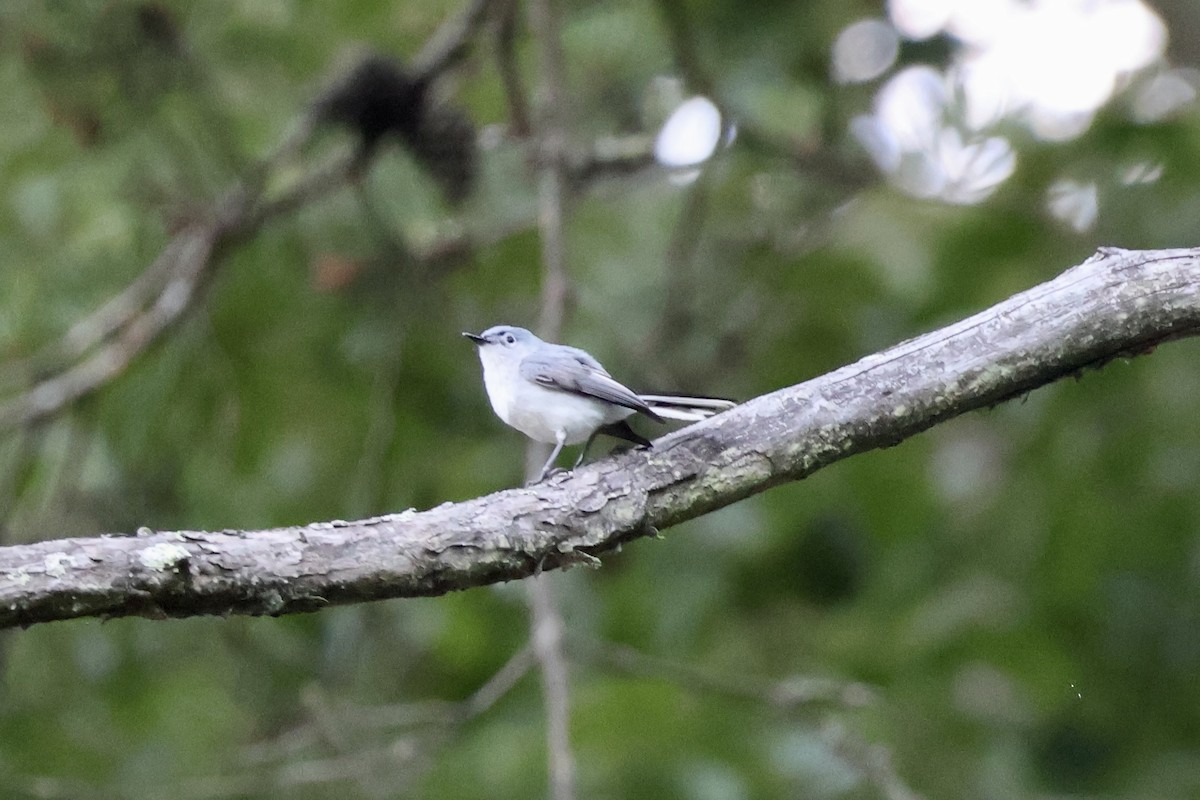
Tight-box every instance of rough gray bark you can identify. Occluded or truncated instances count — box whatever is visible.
[2,246,1198,630]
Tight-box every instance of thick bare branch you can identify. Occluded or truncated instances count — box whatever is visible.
[1,246,1198,630]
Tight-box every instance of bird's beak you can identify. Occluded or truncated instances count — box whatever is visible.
[462,331,487,345]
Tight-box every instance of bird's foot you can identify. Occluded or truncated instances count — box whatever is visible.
[526,467,568,486]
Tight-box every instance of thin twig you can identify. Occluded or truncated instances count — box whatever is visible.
[0,221,224,430]
[644,173,712,382]
[525,0,577,796]
[187,646,537,799]
[823,718,925,800]
[411,0,495,82]
[574,637,876,712]
[349,353,404,514]
[358,643,535,728]
[239,645,535,768]
[575,638,913,799]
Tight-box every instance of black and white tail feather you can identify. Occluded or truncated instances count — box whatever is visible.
[638,394,736,423]
[571,392,734,476]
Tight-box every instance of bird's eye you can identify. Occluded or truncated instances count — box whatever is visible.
[504,334,515,344]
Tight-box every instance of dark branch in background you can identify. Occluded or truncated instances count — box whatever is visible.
[494,0,532,137]
[654,0,715,98]
[1,247,1197,630]
[0,0,495,432]
[565,134,657,186]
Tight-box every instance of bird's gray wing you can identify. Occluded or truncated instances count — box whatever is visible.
[558,345,607,372]
[519,349,661,419]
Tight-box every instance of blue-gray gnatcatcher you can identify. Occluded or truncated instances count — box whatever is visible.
[464,325,735,481]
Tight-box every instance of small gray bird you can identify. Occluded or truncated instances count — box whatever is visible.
[464,325,734,481]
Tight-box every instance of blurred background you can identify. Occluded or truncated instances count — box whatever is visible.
[2,0,1200,797]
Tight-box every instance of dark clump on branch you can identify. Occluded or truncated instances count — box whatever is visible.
[313,55,428,148]
[313,54,477,204]
[404,100,477,206]
[134,2,183,53]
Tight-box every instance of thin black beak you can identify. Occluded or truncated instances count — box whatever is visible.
[462,331,487,345]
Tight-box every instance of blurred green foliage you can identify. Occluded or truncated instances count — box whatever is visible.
[2,0,1200,798]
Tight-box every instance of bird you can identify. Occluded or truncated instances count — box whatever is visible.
[464,325,735,482]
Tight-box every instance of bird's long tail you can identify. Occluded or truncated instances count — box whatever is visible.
[638,394,736,422]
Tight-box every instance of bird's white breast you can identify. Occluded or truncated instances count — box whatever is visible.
[477,346,631,445]
[478,346,520,421]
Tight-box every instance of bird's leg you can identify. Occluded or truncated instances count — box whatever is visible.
[572,429,600,468]
[534,431,567,483]
[573,421,651,469]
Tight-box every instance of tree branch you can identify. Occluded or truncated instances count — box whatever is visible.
[1,246,1198,630]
